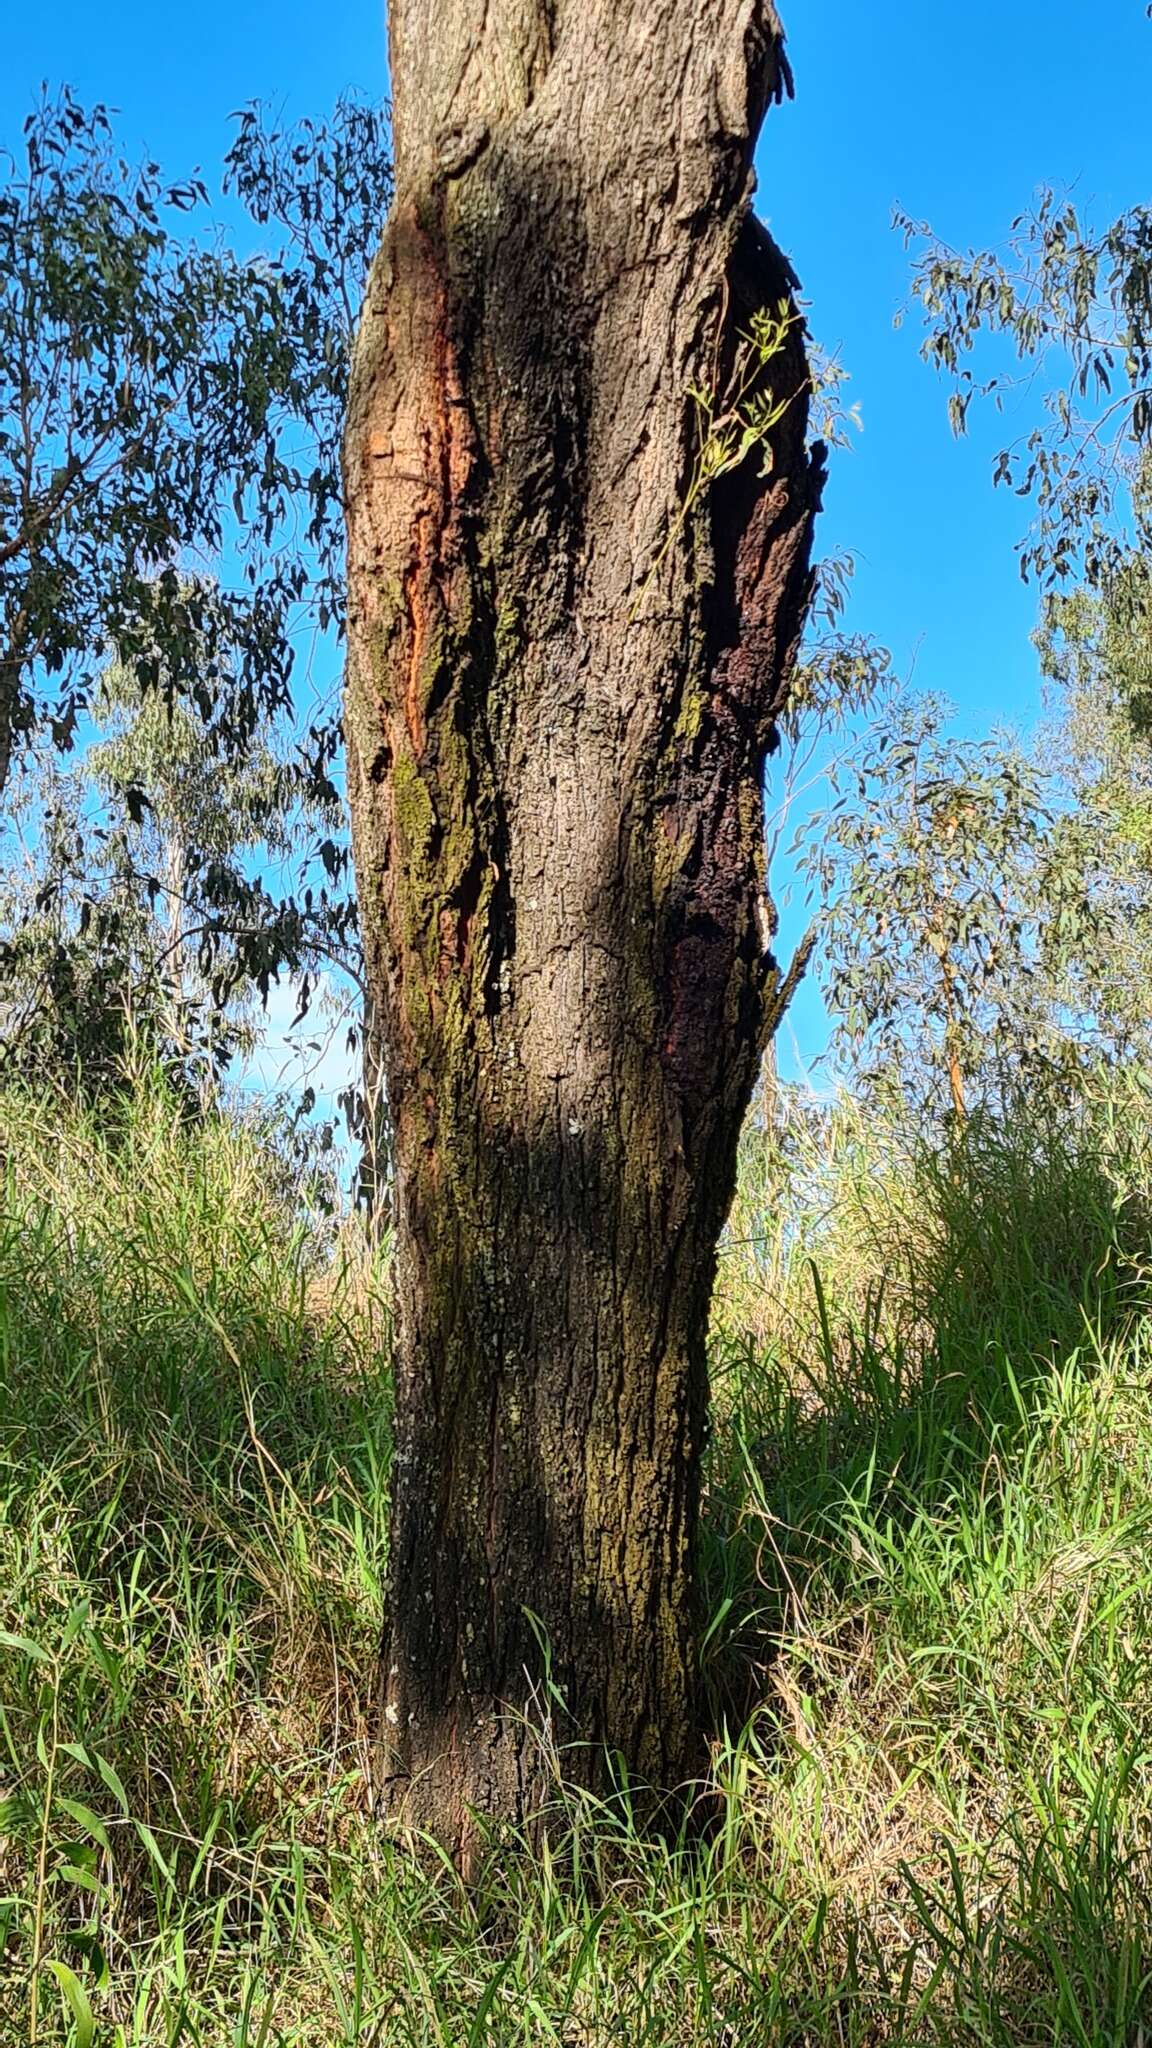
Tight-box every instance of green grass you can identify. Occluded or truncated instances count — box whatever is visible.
[2,1071,1152,2043]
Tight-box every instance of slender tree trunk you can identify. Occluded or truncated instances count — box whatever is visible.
[0,643,28,805]
[344,0,822,1865]
[355,988,394,1232]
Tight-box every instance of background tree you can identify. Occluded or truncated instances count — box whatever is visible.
[898,187,1152,589]
[0,757,155,1088]
[892,168,1152,1113]
[227,96,396,1194]
[802,695,1111,1116]
[760,559,892,1070]
[798,667,1152,1120]
[1033,543,1152,1049]
[0,629,345,1091]
[0,89,301,801]
[0,89,392,1151]
[344,0,823,1858]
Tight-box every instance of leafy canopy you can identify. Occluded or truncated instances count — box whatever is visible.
[0,88,393,1095]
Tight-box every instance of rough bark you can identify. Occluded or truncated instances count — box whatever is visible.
[343,0,823,1866]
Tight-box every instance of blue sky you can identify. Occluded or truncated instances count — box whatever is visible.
[3,0,1149,1086]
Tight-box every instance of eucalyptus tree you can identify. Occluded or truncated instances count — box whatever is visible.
[0,89,390,1128]
[899,186,1152,589]
[0,90,303,801]
[343,0,823,1859]
[801,695,1109,1117]
[896,151,1152,1098]
[0,658,316,1089]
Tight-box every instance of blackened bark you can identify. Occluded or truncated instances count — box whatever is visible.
[344,0,822,1867]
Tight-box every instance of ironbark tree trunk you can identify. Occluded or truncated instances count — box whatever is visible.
[343,0,822,1866]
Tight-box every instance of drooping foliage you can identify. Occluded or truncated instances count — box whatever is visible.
[0,646,344,1091]
[800,694,1108,1114]
[0,89,392,1105]
[899,188,1152,587]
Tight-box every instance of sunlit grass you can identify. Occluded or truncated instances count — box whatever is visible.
[1,1069,1150,2043]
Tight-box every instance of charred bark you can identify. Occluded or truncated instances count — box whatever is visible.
[344,0,823,1866]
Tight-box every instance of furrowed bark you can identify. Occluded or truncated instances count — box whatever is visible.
[344,0,823,1866]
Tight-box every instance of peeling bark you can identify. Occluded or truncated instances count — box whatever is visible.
[344,0,823,1866]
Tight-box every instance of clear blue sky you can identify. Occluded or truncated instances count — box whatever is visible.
[3,0,1149,1082]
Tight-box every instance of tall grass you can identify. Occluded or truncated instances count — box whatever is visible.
[1,1068,1151,2044]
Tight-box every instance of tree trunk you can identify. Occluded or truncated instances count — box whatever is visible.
[354,987,394,1232]
[0,642,28,805]
[343,0,823,1866]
